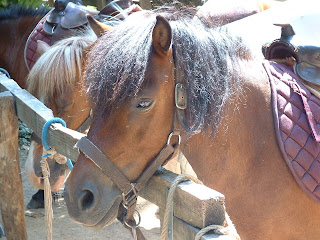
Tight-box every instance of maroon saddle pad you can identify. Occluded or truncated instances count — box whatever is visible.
[24,10,52,71]
[263,61,320,203]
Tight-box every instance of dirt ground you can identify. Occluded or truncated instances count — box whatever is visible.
[0,146,161,240]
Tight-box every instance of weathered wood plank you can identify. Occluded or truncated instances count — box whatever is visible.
[140,167,226,230]
[0,91,27,240]
[0,74,83,162]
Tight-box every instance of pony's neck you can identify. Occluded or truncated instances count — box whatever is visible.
[179,60,280,189]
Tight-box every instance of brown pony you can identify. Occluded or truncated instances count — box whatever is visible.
[64,6,320,239]
[23,0,272,192]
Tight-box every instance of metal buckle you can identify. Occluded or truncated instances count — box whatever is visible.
[175,83,187,109]
[167,132,181,146]
[122,183,138,208]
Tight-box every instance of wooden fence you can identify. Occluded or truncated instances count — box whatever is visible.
[0,73,234,240]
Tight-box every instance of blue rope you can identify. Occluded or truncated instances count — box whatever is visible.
[42,118,73,170]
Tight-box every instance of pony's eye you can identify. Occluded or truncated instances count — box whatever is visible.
[136,99,154,110]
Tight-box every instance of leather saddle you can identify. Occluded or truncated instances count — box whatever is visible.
[262,13,320,94]
[43,0,97,35]
[43,0,133,35]
[25,0,133,70]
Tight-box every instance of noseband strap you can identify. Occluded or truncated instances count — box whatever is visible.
[76,135,176,219]
[76,137,136,193]
[75,109,92,133]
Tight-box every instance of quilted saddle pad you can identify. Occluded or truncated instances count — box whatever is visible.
[24,10,52,71]
[263,61,320,204]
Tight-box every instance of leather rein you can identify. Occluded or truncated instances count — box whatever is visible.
[75,45,187,236]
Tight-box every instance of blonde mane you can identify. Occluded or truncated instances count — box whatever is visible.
[27,30,97,102]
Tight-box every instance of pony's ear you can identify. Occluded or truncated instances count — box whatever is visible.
[87,14,113,37]
[36,40,50,56]
[152,15,172,57]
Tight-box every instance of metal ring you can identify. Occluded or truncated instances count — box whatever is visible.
[123,210,141,228]
[0,68,11,79]
[167,132,181,146]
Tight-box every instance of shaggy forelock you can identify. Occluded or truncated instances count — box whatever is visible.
[84,11,156,113]
[85,5,251,134]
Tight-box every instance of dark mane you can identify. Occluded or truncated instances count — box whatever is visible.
[85,5,251,134]
[0,4,48,22]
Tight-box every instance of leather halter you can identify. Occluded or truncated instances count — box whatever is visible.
[75,109,92,133]
[75,44,187,226]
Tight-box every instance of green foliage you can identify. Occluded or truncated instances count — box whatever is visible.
[0,0,49,9]
[18,120,32,147]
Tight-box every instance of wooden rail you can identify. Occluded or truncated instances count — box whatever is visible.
[0,75,83,161]
[0,73,234,239]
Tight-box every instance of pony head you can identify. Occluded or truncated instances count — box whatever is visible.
[64,6,249,228]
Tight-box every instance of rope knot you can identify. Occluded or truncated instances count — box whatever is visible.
[41,117,73,169]
[40,156,51,178]
[43,147,67,164]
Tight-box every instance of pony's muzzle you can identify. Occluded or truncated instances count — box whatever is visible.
[64,153,123,228]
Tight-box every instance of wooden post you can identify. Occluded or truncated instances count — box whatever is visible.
[0,91,27,240]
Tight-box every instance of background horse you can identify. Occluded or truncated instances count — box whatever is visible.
[25,29,97,196]
[1,1,133,203]
[64,5,320,239]
[0,0,107,88]
[0,4,100,208]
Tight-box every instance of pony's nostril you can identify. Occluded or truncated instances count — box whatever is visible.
[80,190,94,211]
